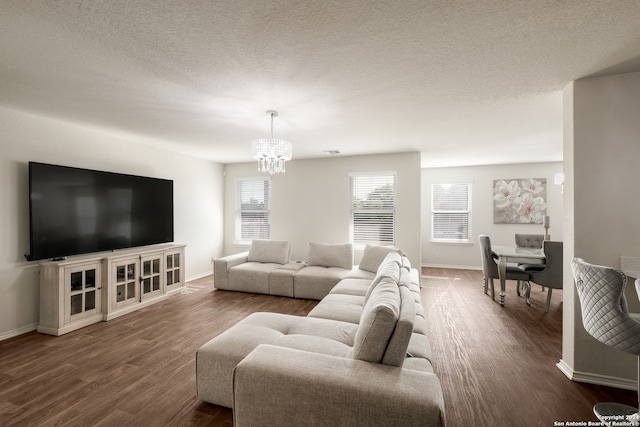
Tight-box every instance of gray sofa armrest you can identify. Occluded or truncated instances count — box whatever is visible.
[232,344,446,427]
[213,252,248,289]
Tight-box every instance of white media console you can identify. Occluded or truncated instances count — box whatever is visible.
[37,243,186,336]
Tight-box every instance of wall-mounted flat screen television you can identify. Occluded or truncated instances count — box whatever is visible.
[28,162,174,261]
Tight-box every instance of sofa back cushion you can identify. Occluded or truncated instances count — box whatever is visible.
[358,244,401,273]
[363,252,401,304]
[381,285,415,366]
[247,240,290,264]
[307,242,353,270]
[401,255,412,271]
[352,277,400,363]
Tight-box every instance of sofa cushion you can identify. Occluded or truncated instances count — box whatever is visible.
[273,315,358,357]
[247,239,290,264]
[196,312,299,407]
[402,356,435,373]
[307,242,353,270]
[364,252,402,304]
[228,262,283,294]
[345,267,376,281]
[306,293,365,324]
[410,268,422,289]
[359,244,401,273]
[401,255,412,271]
[329,278,372,297]
[351,277,400,363]
[288,316,358,345]
[293,266,351,300]
[381,285,415,366]
[413,310,428,335]
[272,334,352,358]
[399,268,412,288]
[268,262,307,297]
[407,332,433,363]
[377,252,402,276]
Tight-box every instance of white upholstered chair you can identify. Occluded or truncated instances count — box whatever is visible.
[571,258,640,423]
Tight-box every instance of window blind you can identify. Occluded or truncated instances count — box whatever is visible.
[235,178,271,242]
[350,173,396,246]
[432,183,472,242]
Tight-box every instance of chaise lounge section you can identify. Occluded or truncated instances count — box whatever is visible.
[198,244,446,427]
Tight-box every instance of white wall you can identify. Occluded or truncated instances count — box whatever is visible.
[0,106,224,339]
[421,162,564,268]
[561,71,640,389]
[222,152,422,268]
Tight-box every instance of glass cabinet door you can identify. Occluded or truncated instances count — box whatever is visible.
[140,255,162,299]
[66,263,101,320]
[114,260,138,307]
[166,252,182,288]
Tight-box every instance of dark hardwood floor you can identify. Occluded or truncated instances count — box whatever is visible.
[423,267,636,426]
[0,269,635,426]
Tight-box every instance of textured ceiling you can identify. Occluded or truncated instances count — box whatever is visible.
[2,1,640,167]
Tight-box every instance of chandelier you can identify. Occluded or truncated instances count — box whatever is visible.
[251,110,292,175]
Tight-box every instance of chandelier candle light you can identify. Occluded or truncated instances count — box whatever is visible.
[252,110,292,175]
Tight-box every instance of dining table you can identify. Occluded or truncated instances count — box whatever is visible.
[491,245,546,306]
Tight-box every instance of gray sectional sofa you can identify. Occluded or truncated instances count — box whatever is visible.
[198,241,446,426]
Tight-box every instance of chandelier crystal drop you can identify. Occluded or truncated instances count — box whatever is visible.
[251,110,292,175]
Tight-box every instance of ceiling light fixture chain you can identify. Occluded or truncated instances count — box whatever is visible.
[251,110,292,175]
[268,109,276,139]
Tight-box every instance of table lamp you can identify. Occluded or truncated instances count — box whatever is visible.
[543,215,550,240]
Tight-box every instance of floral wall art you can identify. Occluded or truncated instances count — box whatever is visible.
[493,178,547,224]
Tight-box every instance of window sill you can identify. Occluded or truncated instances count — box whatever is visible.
[429,240,474,245]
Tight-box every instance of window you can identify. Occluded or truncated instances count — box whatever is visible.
[235,177,271,243]
[350,173,396,246]
[432,183,472,242]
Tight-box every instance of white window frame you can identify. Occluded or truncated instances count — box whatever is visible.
[349,172,396,248]
[235,177,271,245]
[431,182,472,243]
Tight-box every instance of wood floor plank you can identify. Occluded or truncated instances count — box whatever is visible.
[0,271,636,426]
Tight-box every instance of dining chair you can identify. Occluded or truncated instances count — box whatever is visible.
[571,258,640,423]
[519,240,563,311]
[514,233,544,249]
[478,235,531,301]
[514,233,546,295]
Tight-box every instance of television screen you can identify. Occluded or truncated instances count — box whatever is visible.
[28,162,174,261]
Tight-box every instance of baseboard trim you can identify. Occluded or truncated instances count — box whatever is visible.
[187,271,213,282]
[0,323,38,341]
[557,359,637,391]
[422,263,481,271]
